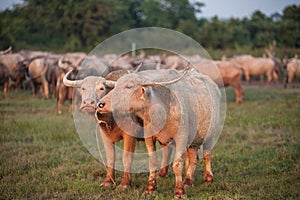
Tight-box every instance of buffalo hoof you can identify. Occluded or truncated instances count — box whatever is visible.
[157,168,168,178]
[183,178,194,187]
[236,99,243,104]
[117,179,131,190]
[174,187,186,199]
[100,179,114,187]
[204,172,213,183]
[143,179,157,196]
[117,184,130,190]
[143,189,156,196]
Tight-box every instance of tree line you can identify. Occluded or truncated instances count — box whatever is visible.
[0,0,299,56]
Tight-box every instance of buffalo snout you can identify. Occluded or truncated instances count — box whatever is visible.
[80,98,97,112]
[96,101,108,113]
[96,91,113,113]
[83,99,95,106]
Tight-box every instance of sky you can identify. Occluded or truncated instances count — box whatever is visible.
[0,0,299,19]
[193,0,299,19]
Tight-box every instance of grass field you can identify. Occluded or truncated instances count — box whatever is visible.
[0,87,299,199]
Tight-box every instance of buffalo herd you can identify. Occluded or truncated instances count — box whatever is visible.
[1,47,299,198]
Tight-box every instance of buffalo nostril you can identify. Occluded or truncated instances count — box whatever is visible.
[97,102,105,108]
[90,100,95,105]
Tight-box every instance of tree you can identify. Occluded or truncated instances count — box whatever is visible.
[278,5,300,47]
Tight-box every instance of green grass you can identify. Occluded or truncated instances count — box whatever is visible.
[0,87,299,199]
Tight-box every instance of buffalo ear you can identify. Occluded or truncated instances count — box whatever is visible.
[139,86,151,101]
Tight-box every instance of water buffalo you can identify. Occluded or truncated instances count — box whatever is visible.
[97,68,221,198]
[230,55,279,84]
[161,54,204,70]
[159,55,244,103]
[14,54,61,99]
[63,69,171,188]
[103,54,133,70]
[195,60,244,103]
[161,55,186,69]
[0,62,10,98]
[0,53,26,88]
[283,56,300,87]
[57,52,87,114]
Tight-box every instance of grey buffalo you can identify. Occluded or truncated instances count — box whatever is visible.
[97,68,221,198]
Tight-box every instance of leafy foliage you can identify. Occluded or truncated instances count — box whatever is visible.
[0,0,299,52]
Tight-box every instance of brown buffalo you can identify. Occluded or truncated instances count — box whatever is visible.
[97,68,221,198]
[159,55,244,103]
[195,60,244,103]
[57,52,87,114]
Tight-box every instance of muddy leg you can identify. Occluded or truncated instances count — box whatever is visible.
[183,147,198,187]
[99,130,116,187]
[118,136,136,189]
[143,137,157,196]
[203,150,213,183]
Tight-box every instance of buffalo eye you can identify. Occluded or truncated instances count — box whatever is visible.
[81,87,86,91]
[98,87,105,91]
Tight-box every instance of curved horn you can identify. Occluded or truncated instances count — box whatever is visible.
[134,63,143,72]
[58,56,69,69]
[0,46,12,55]
[63,70,83,87]
[104,80,116,88]
[140,62,191,86]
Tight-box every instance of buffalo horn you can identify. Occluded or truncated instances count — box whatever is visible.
[58,56,70,69]
[63,70,83,87]
[140,62,191,86]
[134,63,143,72]
[104,80,116,88]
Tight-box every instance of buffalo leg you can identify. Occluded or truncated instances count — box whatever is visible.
[288,72,294,85]
[57,85,67,114]
[173,135,188,199]
[173,155,185,198]
[41,78,49,99]
[203,150,213,183]
[3,81,8,98]
[99,130,115,187]
[203,132,214,184]
[266,71,273,85]
[245,72,251,84]
[234,85,244,104]
[158,145,172,178]
[118,135,136,189]
[183,147,197,187]
[272,70,279,84]
[143,137,157,196]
